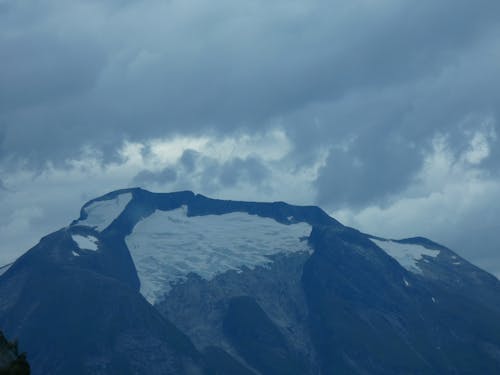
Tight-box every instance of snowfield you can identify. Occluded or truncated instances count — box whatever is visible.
[370,238,439,274]
[125,206,312,304]
[72,234,99,251]
[76,193,132,231]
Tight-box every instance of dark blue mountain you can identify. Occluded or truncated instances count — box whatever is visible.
[0,188,499,374]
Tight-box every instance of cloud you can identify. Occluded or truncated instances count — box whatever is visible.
[218,157,270,187]
[132,167,178,186]
[1,0,500,168]
[315,132,421,208]
[179,149,200,174]
[334,127,500,276]
[129,130,309,198]
[132,150,271,189]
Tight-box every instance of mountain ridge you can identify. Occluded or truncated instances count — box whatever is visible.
[0,188,499,374]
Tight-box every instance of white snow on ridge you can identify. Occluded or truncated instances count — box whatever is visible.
[72,234,99,251]
[370,238,439,274]
[77,193,132,231]
[125,207,312,304]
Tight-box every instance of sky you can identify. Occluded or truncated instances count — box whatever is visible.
[1,0,500,276]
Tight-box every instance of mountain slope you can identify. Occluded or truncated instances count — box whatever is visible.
[0,227,206,375]
[304,226,500,374]
[0,188,499,374]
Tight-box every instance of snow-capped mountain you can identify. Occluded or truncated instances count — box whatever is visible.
[0,188,499,374]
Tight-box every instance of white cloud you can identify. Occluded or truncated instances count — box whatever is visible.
[462,119,496,165]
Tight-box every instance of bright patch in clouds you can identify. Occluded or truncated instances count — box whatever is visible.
[134,129,291,166]
[462,120,496,165]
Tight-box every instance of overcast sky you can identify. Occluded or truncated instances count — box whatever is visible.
[1,0,500,276]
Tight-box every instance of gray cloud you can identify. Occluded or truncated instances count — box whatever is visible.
[0,34,104,111]
[132,167,178,186]
[180,149,200,174]
[316,134,421,208]
[131,152,270,194]
[218,157,270,188]
[1,0,500,167]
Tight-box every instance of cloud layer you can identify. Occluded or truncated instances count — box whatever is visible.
[1,0,499,275]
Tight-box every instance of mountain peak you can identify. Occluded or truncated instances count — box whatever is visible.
[72,188,341,232]
[1,189,499,374]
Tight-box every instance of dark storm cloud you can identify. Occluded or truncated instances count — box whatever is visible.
[316,132,421,209]
[1,0,500,173]
[0,34,105,111]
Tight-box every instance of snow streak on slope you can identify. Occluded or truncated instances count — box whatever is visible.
[371,238,439,274]
[125,206,312,304]
[77,193,132,231]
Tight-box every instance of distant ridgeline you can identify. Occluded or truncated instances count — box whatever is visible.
[0,331,29,375]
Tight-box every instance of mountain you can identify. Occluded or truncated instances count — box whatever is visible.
[0,188,499,374]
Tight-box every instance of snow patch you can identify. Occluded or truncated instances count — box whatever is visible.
[432,297,436,303]
[77,193,132,231]
[125,207,312,304]
[72,234,99,251]
[453,262,461,265]
[403,278,409,287]
[72,251,80,257]
[371,238,439,274]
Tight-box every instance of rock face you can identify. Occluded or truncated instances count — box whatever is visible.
[0,188,499,374]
